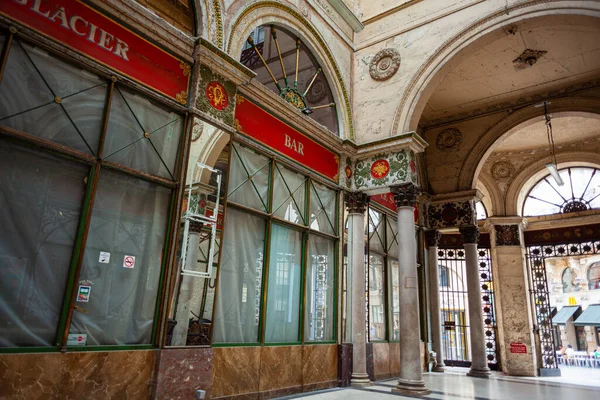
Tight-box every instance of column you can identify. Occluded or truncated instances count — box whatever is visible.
[345,192,372,387]
[425,230,445,372]
[391,183,431,396]
[459,226,491,378]
[485,217,537,376]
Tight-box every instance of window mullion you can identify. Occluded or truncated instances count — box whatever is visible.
[0,28,16,84]
[57,164,101,348]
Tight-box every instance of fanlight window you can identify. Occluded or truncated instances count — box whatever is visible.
[240,25,338,134]
[523,167,600,216]
[475,201,487,221]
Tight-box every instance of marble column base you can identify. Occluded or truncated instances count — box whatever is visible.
[467,367,491,378]
[350,373,372,388]
[432,365,446,373]
[392,378,431,396]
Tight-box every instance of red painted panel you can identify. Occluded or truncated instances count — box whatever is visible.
[235,97,340,182]
[370,193,419,223]
[1,0,190,102]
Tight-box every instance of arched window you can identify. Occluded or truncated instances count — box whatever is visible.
[240,25,339,134]
[439,265,449,288]
[475,201,487,221]
[588,262,600,290]
[562,268,577,293]
[523,167,600,216]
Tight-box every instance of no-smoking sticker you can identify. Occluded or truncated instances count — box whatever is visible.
[123,255,135,269]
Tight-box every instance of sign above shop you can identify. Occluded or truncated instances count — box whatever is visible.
[2,0,191,103]
[234,96,340,183]
[370,192,419,223]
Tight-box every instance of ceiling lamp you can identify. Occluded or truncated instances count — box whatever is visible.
[536,101,564,186]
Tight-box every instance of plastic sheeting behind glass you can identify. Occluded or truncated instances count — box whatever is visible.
[305,235,335,341]
[68,170,171,345]
[212,208,265,343]
[0,142,87,347]
[265,224,302,343]
[389,258,400,341]
[227,144,270,212]
[368,253,386,341]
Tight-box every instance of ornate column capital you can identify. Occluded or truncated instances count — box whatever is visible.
[344,191,369,214]
[459,226,480,244]
[425,230,442,247]
[390,183,420,208]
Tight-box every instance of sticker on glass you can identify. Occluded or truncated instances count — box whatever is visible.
[77,285,91,302]
[123,255,135,269]
[99,251,110,264]
[67,333,88,346]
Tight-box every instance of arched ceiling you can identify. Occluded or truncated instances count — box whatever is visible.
[421,15,600,125]
[494,112,600,153]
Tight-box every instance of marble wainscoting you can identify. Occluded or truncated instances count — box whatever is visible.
[366,342,374,381]
[154,347,213,399]
[337,343,352,387]
[0,350,156,399]
[389,342,401,376]
[211,344,337,400]
[373,342,391,380]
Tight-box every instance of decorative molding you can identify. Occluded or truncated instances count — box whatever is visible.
[494,225,521,246]
[427,200,475,229]
[191,121,204,142]
[195,64,237,126]
[345,191,369,214]
[513,49,547,71]
[326,0,364,32]
[425,230,443,247]
[436,128,463,152]
[491,160,515,180]
[524,222,600,246]
[459,226,480,244]
[390,183,420,208]
[213,0,224,48]
[226,1,354,139]
[369,48,401,81]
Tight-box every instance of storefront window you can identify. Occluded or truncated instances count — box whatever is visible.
[0,34,184,349]
[68,171,171,345]
[0,142,88,347]
[213,143,339,344]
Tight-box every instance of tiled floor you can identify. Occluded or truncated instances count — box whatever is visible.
[276,368,600,400]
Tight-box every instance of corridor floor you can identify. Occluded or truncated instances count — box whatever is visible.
[276,370,600,400]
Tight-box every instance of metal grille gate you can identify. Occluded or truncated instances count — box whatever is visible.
[526,239,600,371]
[438,247,498,369]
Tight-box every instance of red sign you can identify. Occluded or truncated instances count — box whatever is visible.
[510,342,527,354]
[370,192,419,223]
[235,96,340,182]
[2,0,190,102]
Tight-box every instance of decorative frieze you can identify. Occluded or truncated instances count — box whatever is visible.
[491,160,515,180]
[345,192,369,214]
[459,226,480,244]
[495,225,521,246]
[353,150,418,191]
[390,183,420,208]
[426,200,475,229]
[195,64,237,127]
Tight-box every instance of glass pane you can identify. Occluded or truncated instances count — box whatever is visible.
[0,141,87,347]
[212,208,265,343]
[104,86,183,179]
[69,170,171,345]
[305,235,335,341]
[389,258,399,341]
[368,208,385,252]
[273,164,306,225]
[265,224,302,343]
[524,196,561,216]
[386,217,398,258]
[0,40,106,154]
[368,253,386,341]
[227,144,270,212]
[309,181,337,235]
